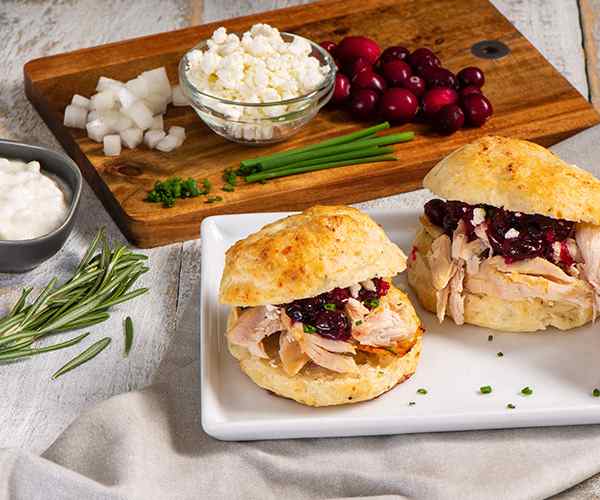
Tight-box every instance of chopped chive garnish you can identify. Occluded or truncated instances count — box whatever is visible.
[417,388,427,395]
[593,388,600,397]
[521,386,533,396]
[222,168,237,186]
[364,298,380,309]
[408,401,416,406]
[303,324,317,334]
[497,352,504,357]
[480,385,492,394]
[222,184,235,192]
[507,403,516,409]
[488,335,493,341]
[323,303,336,311]
[355,320,363,326]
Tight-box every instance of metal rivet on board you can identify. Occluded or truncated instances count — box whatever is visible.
[471,40,510,60]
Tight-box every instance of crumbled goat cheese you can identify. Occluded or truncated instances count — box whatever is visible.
[185,23,329,123]
[505,228,520,239]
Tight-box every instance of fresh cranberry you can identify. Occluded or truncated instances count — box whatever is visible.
[422,87,458,117]
[408,48,441,73]
[462,94,493,127]
[313,310,351,340]
[422,67,457,88]
[320,41,337,55]
[457,66,485,88]
[459,85,483,100]
[326,287,351,308]
[352,70,387,93]
[372,277,390,296]
[379,88,418,123]
[382,60,412,86]
[336,36,381,65]
[403,75,426,97]
[346,57,372,78]
[349,89,380,120]
[424,199,447,227]
[434,104,465,135]
[331,74,351,103]
[380,46,410,63]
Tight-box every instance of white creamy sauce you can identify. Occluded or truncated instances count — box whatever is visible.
[0,157,69,240]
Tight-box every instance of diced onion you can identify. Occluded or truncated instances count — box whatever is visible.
[63,105,88,129]
[65,66,187,156]
[144,129,166,149]
[103,135,122,156]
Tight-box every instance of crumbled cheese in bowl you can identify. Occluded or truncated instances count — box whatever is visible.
[186,24,330,107]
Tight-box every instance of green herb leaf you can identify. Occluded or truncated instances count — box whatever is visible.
[593,388,600,398]
[145,177,209,207]
[205,196,223,204]
[417,388,427,395]
[52,337,111,379]
[124,317,134,357]
[303,324,317,334]
[364,298,380,309]
[222,184,235,192]
[222,168,238,186]
[497,352,504,357]
[507,403,516,409]
[480,385,492,394]
[521,386,533,396]
[0,332,89,361]
[355,320,363,326]
[323,303,336,311]
[408,401,416,406]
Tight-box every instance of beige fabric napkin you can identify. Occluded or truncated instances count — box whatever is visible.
[2,127,600,500]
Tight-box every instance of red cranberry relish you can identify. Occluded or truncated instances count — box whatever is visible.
[424,199,576,265]
[283,278,390,341]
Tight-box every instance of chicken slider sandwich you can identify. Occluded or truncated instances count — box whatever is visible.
[220,205,423,406]
[408,136,600,332]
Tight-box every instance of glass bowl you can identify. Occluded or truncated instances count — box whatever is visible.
[178,33,336,145]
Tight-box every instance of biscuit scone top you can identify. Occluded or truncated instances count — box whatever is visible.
[219,205,407,306]
[424,135,600,225]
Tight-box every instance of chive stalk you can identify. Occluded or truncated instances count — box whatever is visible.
[245,154,397,183]
[239,122,391,170]
[258,132,413,171]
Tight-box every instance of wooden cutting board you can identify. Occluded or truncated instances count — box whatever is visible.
[24,0,600,248]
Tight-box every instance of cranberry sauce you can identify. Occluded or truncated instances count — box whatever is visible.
[424,199,576,265]
[283,278,390,341]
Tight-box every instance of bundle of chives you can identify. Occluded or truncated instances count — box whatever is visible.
[239,123,415,183]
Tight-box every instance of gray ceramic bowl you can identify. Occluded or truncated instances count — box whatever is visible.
[0,139,82,273]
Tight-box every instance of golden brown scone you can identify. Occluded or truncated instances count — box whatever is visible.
[225,284,423,406]
[220,205,407,306]
[407,223,594,332]
[423,136,600,225]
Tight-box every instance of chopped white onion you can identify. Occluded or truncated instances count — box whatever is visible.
[63,105,88,129]
[126,77,149,99]
[71,94,90,109]
[96,76,123,92]
[90,90,116,111]
[120,128,143,149]
[144,129,166,149]
[116,87,138,109]
[171,85,189,107]
[150,115,163,130]
[168,126,186,146]
[65,66,186,156]
[103,135,122,156]
[155,134,179,152]
[122,101,154,130]
[86,119,112,143]
[143,94,168,115]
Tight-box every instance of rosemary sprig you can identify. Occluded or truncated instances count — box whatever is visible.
[124,317,133,357]
[52,337,111,379]
[0,228,149,375]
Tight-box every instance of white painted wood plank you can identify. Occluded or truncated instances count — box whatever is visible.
[491,0,589,99]
[0,0,191,454]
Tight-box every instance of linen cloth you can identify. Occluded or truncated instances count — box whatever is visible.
[2,127,600,500]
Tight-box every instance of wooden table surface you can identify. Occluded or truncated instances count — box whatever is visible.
[0,0,598,497]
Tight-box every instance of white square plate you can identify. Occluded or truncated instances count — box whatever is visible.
[200,208,600,441]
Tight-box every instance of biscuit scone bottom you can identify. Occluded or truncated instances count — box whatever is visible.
[219,205,407,306]
[424,136,600,225]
